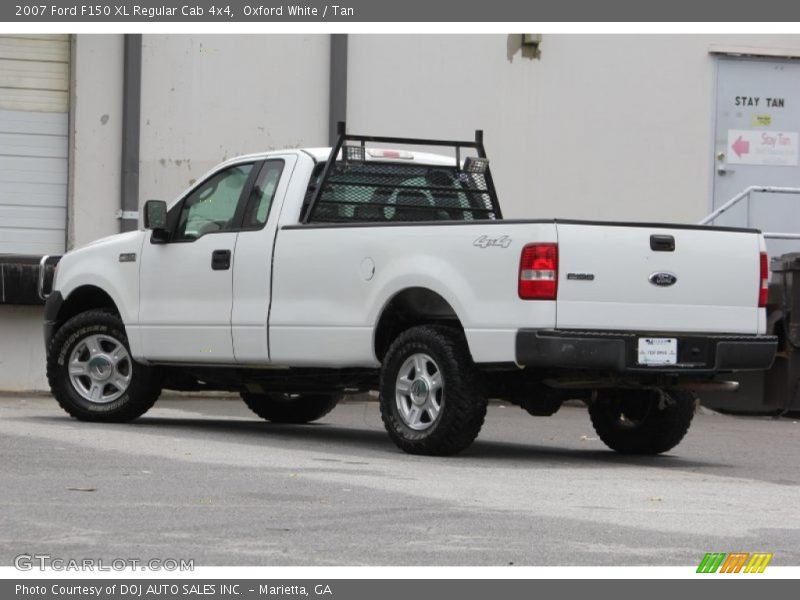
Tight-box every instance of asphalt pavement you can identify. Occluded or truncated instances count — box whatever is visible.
[0,393,798,566]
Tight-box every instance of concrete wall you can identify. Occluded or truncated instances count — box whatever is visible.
[0,305,48,391]
[68,35,124,248]
[0,35,123,392]
[139,35,329,207]
[348,34,800,223]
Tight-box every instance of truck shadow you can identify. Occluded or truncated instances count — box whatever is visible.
[111,414,731,472]
[21,403,793,485]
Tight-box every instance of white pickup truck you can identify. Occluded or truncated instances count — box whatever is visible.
[40,124,777,456]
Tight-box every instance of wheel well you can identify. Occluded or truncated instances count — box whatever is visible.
[57,286,120,329]
[373,287,463,362]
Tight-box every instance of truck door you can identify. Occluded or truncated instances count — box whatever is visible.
[138,161,259,362]
[230,155,295,363]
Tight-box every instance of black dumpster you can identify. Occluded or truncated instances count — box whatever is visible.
[763,253,800,413]
[702,252,800,414]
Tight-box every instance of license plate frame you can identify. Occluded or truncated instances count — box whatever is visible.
[637,337,678,366]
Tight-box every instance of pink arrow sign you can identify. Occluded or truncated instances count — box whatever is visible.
[731,135,750,157]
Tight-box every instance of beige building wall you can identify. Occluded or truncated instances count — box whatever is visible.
[0,305,50,391]
[348,34,800,223]
[138,34,329,208]
[68,35,124,248]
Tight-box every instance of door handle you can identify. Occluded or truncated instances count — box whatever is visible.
[211,249,231,270]
[717,164,734,175]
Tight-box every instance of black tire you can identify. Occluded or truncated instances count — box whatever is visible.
[241,392,341,424]
[379,325,487,456]
[588,388,696,455]
[46,309,161,422]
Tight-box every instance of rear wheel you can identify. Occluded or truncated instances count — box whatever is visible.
[241,392,341,424]
[47,310,161,422]
[379,325,487,456]
[588,388,696,455]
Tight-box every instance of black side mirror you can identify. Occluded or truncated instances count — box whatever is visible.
[143,200,169,243]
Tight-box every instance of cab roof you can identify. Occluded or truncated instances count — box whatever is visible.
[225,147,459,168]
[302,147,458,167]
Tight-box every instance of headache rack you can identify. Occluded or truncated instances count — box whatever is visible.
[303,121,502,224]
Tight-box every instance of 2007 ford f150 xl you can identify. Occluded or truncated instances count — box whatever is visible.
[39,124,777,456]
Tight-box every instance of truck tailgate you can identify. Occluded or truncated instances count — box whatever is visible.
[555,223,764,335]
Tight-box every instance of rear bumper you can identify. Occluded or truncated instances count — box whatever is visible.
[515,329,777,374]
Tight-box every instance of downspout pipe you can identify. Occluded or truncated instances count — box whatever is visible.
[120,34,142,232]
[328,34,348,146]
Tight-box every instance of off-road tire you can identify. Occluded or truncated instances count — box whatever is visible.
[588,388,696,455]
[241,392,341,424]
[47,309,161,422]
[379,324,487,456]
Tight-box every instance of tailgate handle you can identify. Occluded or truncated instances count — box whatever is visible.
[650,235,675,252]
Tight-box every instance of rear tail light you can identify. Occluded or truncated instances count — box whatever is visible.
[759,251,769,308]
[519,243,558,300]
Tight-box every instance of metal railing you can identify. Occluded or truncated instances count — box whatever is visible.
[700,185,800,240]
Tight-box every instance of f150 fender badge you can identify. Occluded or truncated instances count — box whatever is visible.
[474,235,512,249]
[649,271,677,287]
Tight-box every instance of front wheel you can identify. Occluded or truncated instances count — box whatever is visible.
[379,325,487,456]
[47,309,161,422]
[588,388,696,455]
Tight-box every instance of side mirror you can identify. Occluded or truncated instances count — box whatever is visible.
[143,200,169,243]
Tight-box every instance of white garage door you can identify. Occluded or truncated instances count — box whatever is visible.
[0,35,69,255]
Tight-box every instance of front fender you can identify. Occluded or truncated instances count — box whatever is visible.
[53,231,146,353]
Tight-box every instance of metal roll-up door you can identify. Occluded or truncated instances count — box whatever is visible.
[0,34,69,255]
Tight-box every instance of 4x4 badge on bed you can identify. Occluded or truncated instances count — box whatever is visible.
[474,235,512,249]
[649,271,678,287]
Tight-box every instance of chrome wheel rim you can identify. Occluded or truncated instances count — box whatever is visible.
[68,334,132,404]
[395,353,443,431]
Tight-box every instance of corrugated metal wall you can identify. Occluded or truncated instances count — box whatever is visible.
[0,35,69,255]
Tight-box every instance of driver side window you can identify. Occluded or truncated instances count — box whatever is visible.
[174,163,254,241]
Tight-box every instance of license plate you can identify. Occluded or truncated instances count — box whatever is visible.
[637,337,678,365]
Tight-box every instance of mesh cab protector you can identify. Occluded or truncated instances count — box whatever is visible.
[304,122,502,224]
[309,161,498,223]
